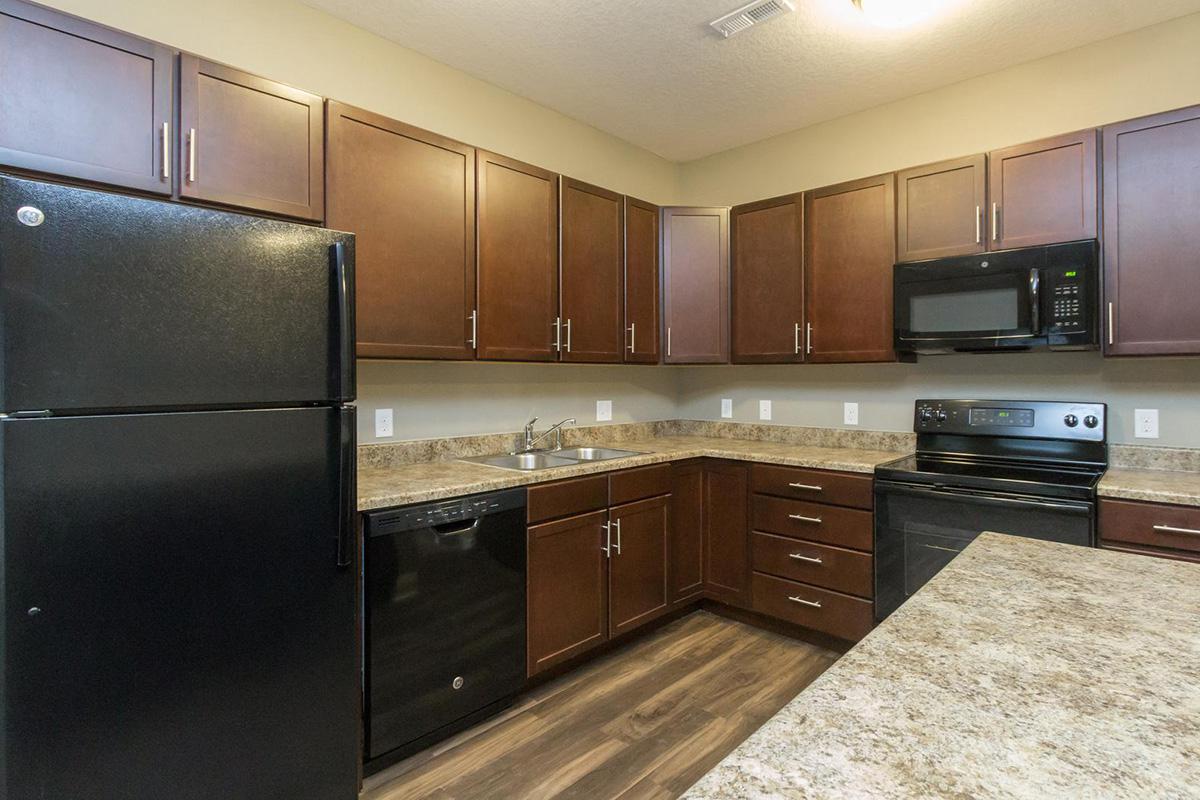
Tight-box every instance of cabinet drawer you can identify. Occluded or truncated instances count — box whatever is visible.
[528,474,608,524]
[751,532,873,598]
[1099,498,1200,555]
[1100,541,1200,564]
[751,495,873,551]
[751,573,873,642]
[751,464,873,509]
[609,463,671,505]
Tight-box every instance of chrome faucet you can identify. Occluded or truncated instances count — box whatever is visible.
[521,417,576,453]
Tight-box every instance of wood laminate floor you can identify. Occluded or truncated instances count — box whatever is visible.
[361,610,839,800]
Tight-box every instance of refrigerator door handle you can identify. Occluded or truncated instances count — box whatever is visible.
[331,242,355,401]
[336,405,356,568]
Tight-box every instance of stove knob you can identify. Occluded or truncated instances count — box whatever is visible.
[1064,414,1079,428]
[919,409,934,423]
[935,410,948,422]
[1084,415,1099,429]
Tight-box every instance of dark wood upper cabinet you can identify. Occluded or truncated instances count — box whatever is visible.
[608,495,669,637]
[624,196,661,363]
[326,102,475,360]
[1103,105,1200,356]
[560,178,624,363]
[702,460,749,609]
[988,130,1098,250]
[527,510,609,676]
[731,193,804,363]
[476,151,559,361]
[669,461,704,605]
[178,55,324,221]
[0,0,173,195]
[896,154,985,262]
[804,174,897,364]
[662,206,730,364]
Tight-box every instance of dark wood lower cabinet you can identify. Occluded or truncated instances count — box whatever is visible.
[527,510,609,676]
[608,496,670,637]
[702,461,750,608]
[750,573,873,641]
[669,461,705,604]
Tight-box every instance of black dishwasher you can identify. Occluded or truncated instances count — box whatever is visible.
[363,488,527,771]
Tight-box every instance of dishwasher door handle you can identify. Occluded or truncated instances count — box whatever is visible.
[433,518,482,537]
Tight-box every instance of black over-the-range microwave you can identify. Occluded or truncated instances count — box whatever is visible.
[893,240,1099,354]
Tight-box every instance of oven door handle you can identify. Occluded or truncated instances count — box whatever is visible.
[876,481,1092,515]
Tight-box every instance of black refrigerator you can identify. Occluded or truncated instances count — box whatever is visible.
[0,175,360,799]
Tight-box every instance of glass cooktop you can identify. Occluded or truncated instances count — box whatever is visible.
[875,454,1104,501]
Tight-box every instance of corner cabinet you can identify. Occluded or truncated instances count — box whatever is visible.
[178,55,325,221]
[702,461,750,608]
[662,206,730,364]
[1102,106,1200,356]
[0,0,174,195]
[560,178,624,363]
[476,151,560,362]
[896,154,986,262]
[731,193,805,363]
[804,174,897,363]
[624,197,661,363]
[326,102,476,360]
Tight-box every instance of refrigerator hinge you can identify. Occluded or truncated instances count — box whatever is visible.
[5,410,53,418]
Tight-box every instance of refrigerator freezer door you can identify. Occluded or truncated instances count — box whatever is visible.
[1,408,358,800]
[0,174,355,412]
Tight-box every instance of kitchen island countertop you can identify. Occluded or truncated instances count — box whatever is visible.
[682,533,1200,799]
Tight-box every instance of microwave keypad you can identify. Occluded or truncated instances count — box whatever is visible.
[1052,284,1083,328]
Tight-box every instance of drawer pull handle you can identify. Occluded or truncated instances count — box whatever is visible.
[1152,524,1200,536]
[788,553,823,564]
[787,513,823,524]
[787,482,822,491]
[787,595,822,609]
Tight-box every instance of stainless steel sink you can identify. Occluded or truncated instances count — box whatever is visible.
[461,452,581,471]
[555,447,645,461]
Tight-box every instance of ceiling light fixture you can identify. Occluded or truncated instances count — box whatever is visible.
[852,0,947,28]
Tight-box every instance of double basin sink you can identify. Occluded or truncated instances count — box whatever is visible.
[461,447,645,472]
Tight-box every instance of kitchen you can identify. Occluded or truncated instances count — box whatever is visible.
[2,0,1199,798]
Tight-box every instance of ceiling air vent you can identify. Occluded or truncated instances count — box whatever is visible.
[709,0,795,38]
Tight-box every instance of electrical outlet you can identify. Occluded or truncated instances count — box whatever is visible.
[596,400,613,422]
[374,408,394,438]
[844,402,859,426]
[721,398,733,419]
[759,400,772,421]
[1135,408,1159,439]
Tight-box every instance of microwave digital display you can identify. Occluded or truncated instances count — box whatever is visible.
[969,408,1034,427]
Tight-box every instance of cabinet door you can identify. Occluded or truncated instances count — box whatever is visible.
[896,154,985,261]
[804,174,897,363]
[988,130,1098,250]
[703,461,750,608]
[527,510,609,675]
[731,193,804,363]
[477,151,560,361]
[662,206,730,363]
[179,55,324,221]
[624,196,661,363]
[669,460,704,604]
[326,102,475,360]
[560,178,623,363]
[0,0,173,195]
[1103,106,1200,356]
[609,496,670,637]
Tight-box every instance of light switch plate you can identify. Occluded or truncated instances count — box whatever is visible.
[844,402,859,426]
[374,408,394,438]
[1134,408,1159,439]
[721,398,733,419]
[759,400,772,421]
[596,400,613,422]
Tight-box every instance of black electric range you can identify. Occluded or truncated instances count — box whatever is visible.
[874,399,1107,621]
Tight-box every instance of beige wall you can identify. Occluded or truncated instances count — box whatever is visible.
[678,12,1200,205]
[40,0,679,205]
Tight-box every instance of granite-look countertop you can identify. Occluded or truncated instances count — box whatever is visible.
[357,435,908,511]
[682,533,1200,799]
[1099,467,1200,507]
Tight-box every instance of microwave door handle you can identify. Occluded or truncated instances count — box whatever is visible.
[1028,268,1040,334]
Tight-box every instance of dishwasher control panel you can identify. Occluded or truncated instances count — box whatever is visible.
[368,488,526,534]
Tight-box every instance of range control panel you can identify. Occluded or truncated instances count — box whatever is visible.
[914,399,1106,442]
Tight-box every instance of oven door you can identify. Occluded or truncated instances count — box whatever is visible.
[874,481,1093,620]
[894,266,1041,352]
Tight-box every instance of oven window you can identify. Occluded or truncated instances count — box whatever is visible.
[909,287,1020,332]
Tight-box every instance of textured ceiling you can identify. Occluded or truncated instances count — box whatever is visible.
[303,0,1200,161]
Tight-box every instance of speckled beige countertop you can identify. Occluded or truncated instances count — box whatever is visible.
[1099,467,1200,507]
[682,533,1200,799]
[357,434,908,511]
